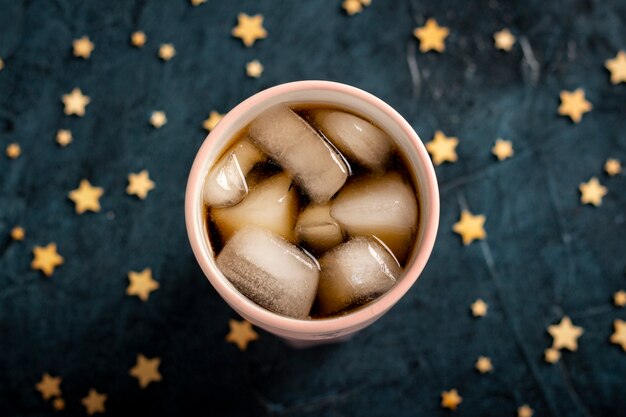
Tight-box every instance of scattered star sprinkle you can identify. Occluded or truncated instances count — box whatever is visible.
[491,138,514,161]
[10,226,25,241]
[453,210,487,245]
[158,43,176,61]
[246,59,264,78]
[544,347,561,364]
[6,143,21,159]
[226,319,259,351]
[441,389,462,410]
[203,111,223,132]
[471,299,488,317]
[56,129,73,147]
[614,290,626,307]
[150,111,167,128]
[494,28,516,51]
[81,389,106,415]
[191,0,206,5]
[518,404,534,417]
[342,0,363,15]
[232,13,268,47]
[548,316,583,351]
[35,373,62,400]
[131,31,147,48]
[611,319,626,351]
[558,88,592,123]
[413,18,449,53]
[579,177,607,207]
[31,243,64,277]
[604,158,622,176]
[62,88,90,116]
[605,50,626,84]
[475,356,493,373]
[129,354,162,388]
[126,268,160,301]
[425,130,458,165]
[69,179,104,214]
[72,36,94,59]
[52,397,65,411]
[127,170,155,200]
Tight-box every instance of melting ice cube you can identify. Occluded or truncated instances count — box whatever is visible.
[295,203,344,254]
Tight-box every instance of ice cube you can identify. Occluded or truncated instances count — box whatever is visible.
[316,236,401,316]
[203,138,266,207]
[295,203,344,254]
[312,110,393,172]
[217,227,320,318]
[330,172,418,263]
[247,104,349,203]
[211,173,299,243]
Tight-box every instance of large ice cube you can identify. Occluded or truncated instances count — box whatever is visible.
[330,172,418,262]
[203,138,265,207]
[211,173,299,243]
[217,227,320,318]
[316,236,401,316]
[312,110,393,172]
[247,104,349,203]
[294,203,344,254]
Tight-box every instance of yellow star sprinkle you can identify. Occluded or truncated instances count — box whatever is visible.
[471,299,488,317]
[548,316,583,351]
[158,43,176,61]
[150,111,167,128]
[127,170,155,200]
[413,18,449,53]
[6,143,21,159]
[558,88,592,123]
[246,59,264,78]
[491,138,514,161]
[605,51,626,84]
[226,319,259,351]
[604,158,622,176]
[72,36,94,59]
[614,290,626,307]
[494,28,516,51]
[52,397,65,411]
[126,268,160,302]
[544,347,561,364]
[611,319,626,351]
[453,210,486,245]
[131,31,146,48]
[203,111,223,132]
[62,88,90,116]
[440,389,462,410]
[129,354,162,388]
[343,0,363,15]
[81,389,106,415]
[191,0,207,5]
[56,129,72,147]
[579,177,607,207]
[10,226,25,241]
[69,179,104,214]
[31,243,64,277]
[425,130,458,165]
[232,13,268,47]
[475,356,493,373]
[518,404,534,417]
[35,373,62,400]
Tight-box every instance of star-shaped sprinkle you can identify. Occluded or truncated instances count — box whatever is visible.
[491,138,514,161]
[6,143,21,159]
[246,59,264,78]
[579,177,607,207]
[342,0,363,15]
[203,111,223,132]
[226,319,259,351]
[56,129,73,147]
[441,389,462,410]
[614,290,626,307]
[81,389,106,415]
[69,179,104,214]
[32,243,64,277]
[413,19,449,53]
[475,356,493,373]
[158,43,176,61]
[72,36,94,59]
[127,268,160,301]
[426,130,458,165]
[10,226,25,241]
[232,13,267,47]
[558,88,592,123]
[35,373,62,400]
[611,319,626,351]
[127,170,155,200]
[518,404,534,417]
[605,51,626,84]
[471,299,488,317]
[604,158,622,176]
[62,88,90,116]
[131,31,146,48]
[150,111,167,128]
[548,316,583,351]
[53,397,65,411]
[544,347,561,364]
[129,354,162,388]
[191,0,207,5]
[494,28,516,51]
[453,210,487,245]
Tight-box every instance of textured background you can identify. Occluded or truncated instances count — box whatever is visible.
[1,0,626,416]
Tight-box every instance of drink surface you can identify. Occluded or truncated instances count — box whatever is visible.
[203,103,420,319]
